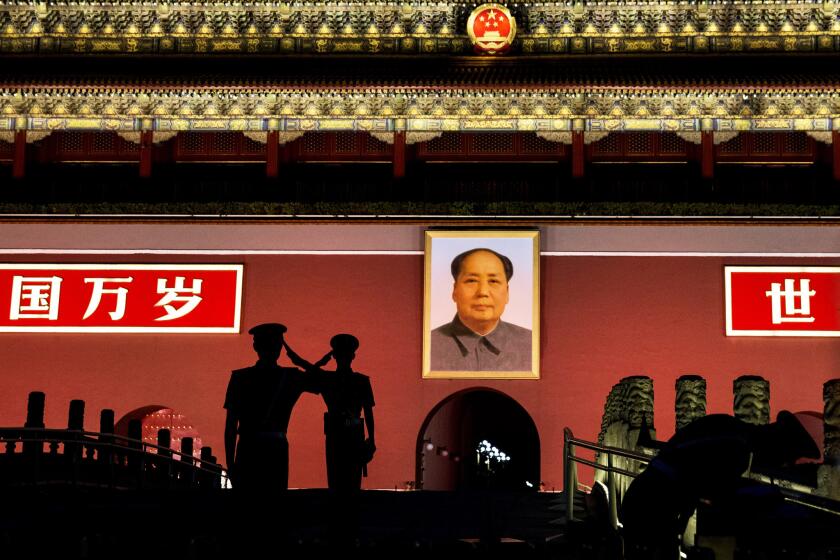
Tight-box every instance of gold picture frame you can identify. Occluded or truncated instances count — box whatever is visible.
[422,230,540,380]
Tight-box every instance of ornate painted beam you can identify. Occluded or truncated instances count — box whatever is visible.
[0,85,838,134]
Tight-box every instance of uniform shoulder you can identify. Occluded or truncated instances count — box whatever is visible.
[230,366,254,376]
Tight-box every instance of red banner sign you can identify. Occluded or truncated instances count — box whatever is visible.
[725,266,840,337]
[0,264,242,333]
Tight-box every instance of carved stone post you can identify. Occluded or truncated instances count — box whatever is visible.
[595,376,655,502]
[25,391,45,429]
[818,380,840,499]
[23,391,46,472]
[127,418,143,478]
[675,375,707,431]
[180,437,193,464]
[157,428,171,457]
[822,380,840,466]
[624,375,655,436]
[67,399,85,431]
[157,428,172,485]
[65,399,85,464]
[733,375,770,425]
[99,409,115,467]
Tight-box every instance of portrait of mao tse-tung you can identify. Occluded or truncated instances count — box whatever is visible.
[423,231,539,379]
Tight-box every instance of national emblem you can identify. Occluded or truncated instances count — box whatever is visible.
[467,4,517,55]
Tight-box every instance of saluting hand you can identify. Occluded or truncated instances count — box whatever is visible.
[314,351,333,368]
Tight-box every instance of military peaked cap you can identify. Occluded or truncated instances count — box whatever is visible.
[248,323,288,338]
[330,333,359,353]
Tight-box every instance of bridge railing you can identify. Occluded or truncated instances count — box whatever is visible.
[0,426,227,490]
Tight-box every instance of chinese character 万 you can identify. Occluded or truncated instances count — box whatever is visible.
[155,277,203,321]
[10,276,63,320]
[765,278,816,325]
[83,277,133,320]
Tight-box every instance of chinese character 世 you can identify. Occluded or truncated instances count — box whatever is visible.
[83,277,133,320]
[10,276,62,320]
[765,278,816,325]
[155,277,203,321]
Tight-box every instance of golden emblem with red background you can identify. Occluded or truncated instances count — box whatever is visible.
[467,4,517,55]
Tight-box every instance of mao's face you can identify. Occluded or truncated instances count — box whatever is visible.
[452,251,509,333]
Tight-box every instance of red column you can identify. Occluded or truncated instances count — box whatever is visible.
[12,130,26,179]
[393,131,406,179]
[139,130,153,178]
[701,130,714,179]
[266,130,279,178]
[571,130,584,178]
[834,131,840,182]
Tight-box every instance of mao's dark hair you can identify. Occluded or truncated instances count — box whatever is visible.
[450,248,514,281]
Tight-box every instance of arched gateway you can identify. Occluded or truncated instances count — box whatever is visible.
[416,389,540,491]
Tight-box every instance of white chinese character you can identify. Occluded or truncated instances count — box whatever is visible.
[83,277,133,320]
[765,278,816,325]
[154,277,203,321]
[10,276,62,320]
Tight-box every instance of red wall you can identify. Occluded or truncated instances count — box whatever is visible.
[0,246,837,490]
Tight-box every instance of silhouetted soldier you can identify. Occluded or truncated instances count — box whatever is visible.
[286,334,375,491]
[224,323,325,490]
[620,411,820,560]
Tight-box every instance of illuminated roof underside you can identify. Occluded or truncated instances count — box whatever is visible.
[1,0,840,54]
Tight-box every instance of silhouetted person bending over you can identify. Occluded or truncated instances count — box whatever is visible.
[224,323,325,490]
[286,334,375,491]
[620,411,820,560]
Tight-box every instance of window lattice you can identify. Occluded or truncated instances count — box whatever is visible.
[212,133,237,155]
[114,135,139,154]
[472,133,515,154]
[521,134,557,154]
[335,132,358,154]
[591,133,620,154]
[423,133,463,153]
[365,134,391,154]
[627,133,652,154]
[59,132,85,153]
[301,132,327,154]
[752,133,777,154]
[660,133,686,154]
[241,135,266,155]
[180,132,205,154]
[718,134,745,153]
[0,142,11,159]
[783,133,809,154]
[91,133,115,154]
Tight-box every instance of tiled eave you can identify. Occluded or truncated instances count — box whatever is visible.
[1,0,840,54]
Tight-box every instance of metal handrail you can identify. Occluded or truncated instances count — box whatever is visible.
[564,427,650,529]
[563,426,840,531]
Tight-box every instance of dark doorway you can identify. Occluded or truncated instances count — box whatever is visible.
[416,389,540,491]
